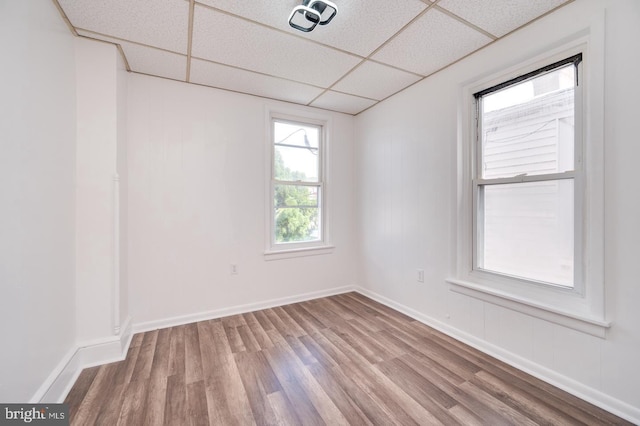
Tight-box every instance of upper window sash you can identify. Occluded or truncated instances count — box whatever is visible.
[474,53,583,184]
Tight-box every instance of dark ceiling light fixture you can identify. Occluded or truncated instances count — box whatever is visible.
[288,0,338,33]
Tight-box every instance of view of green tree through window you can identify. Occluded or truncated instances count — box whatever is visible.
[272,119,322,244]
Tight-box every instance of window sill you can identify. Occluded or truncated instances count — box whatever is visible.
[446,278,611,338]
[264,245,335,261]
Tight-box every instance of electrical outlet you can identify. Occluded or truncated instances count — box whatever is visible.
[417,268,424,283]
[230,264,238,275]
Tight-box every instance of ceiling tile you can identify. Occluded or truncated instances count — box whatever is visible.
[196,0,428,57]
[310,91,377,115]
[190,59,324,105]
[77,31,187,81]
[332,61,422,101]
[58,0,189,54]
[438,0,569,37]
[372,8,492,76]
[191,5,361,88]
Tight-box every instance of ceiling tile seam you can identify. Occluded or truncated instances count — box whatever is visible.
[329,89,379,102]
[75,28,187,57]
[51,0,78,36]
[76,34,132,71]
[305,59,368,106]
[365,0,439,59]
[357,37,499,115]
[186,0,195,82]
[355,0,577,116]
[190,55,328,91]
[433,4,498,40]
[306,0,439,106]
[193,1,364,61]
[130,70,351,115]
[115,44,132,72]
[495,0,576,41]
[366,59,425,78]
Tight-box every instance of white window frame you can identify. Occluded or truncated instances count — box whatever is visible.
[264,110,334,261]
[448,36,609,337]
[472,53,584,293]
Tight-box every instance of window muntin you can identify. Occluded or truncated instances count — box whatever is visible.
[474,55,582,289]
[272,119,323,245]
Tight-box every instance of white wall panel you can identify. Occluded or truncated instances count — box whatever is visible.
[355,0,640,420]
[127,75,357,325]
[0,0,77,402]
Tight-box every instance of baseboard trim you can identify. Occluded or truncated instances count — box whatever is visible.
[34,286,357,404]
[34,316,134,403]
[133,285,356,333]
[355,286,640,425]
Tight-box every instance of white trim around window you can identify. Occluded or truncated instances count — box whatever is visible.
[264,109,334,261]
[449,23,609,337]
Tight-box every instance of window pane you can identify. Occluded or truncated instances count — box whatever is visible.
[274,184,320,243]
[481,64,575,179]
[274,121,320,182]
[479,180,574,287]
[275,145,319,182]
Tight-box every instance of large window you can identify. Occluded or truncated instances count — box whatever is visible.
[271,117,324,247]
[473,54,582,289]
[452,39,607,336]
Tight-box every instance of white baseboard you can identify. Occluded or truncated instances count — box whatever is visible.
[33,286,358,404]
[34,316,133,403]
[133,285,356,333]
[355,286,640,425]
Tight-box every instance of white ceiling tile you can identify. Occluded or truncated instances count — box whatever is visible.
[438,0,569,37]
[332,61,422,101]
[197,0,428,57]
[58,0,189,53]
[372,8,492,76]
[77,31,187,81]
[310,91,377,115]
[191,4,361,87]
[190,59,324,104]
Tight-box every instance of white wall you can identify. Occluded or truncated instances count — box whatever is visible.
[355,0,640,421]
[75,38,116,342]
[127,75,357,327]
[117,51,129,331]
[0,0,77,402]
[75,38,128,343]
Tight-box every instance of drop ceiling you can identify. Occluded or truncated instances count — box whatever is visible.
[55,0,571,115]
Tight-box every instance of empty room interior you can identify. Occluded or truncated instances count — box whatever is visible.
[2,0,640,424]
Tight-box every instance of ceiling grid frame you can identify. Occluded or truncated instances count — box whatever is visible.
[53,0,574,115]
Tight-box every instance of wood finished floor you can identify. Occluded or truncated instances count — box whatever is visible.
[65,292,630,425]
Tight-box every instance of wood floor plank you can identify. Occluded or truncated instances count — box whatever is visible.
[141,375,167,426]
[164,374,187,426]
[116,378,148,426]
[267,391,303,426]
[64,365,99,423]
[234,352,280,425]
[130,331,158,383]
[305,362,375,425]
[242,312,274,351]
[375,359,462,425]
[186,380,209,426]
[184,323,203,384]
[263,345,326,426]
[470,370,584,426]
[167,325,186,377]
[64,292,632,426]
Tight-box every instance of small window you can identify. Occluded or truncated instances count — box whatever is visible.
[473,54,582,289]
[271,118,324,247]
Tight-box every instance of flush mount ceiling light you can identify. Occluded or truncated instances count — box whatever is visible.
[288,0,338,33]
